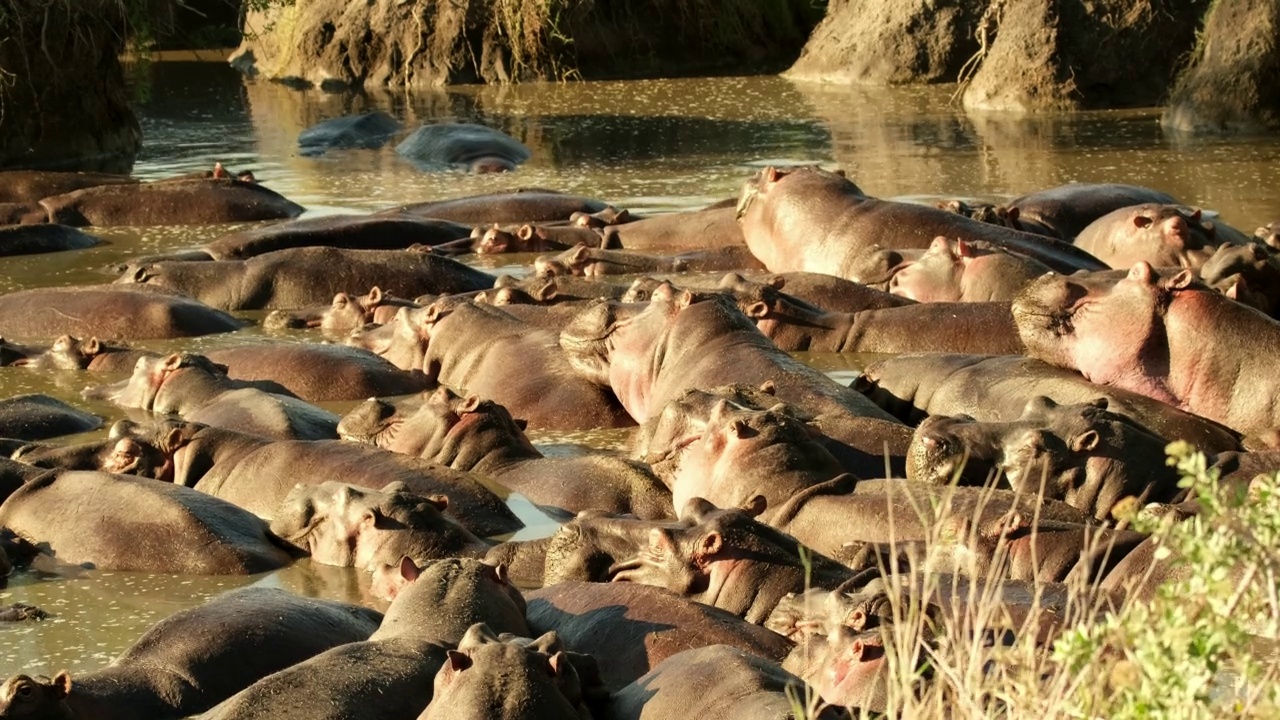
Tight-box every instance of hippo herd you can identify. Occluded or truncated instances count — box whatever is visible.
[1,161,1279,718]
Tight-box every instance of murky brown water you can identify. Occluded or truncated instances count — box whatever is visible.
[3,61,1280,677]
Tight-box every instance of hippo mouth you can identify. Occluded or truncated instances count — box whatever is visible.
[339,418,401,448]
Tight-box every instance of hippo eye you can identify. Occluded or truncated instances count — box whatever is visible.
[16,684,32,698]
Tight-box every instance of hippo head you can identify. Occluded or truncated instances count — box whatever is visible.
[558,298,637,385]
[906,412,1002,486]
[535,244,594,278]
[936,199,1021,229]
[1092,204,1220,269]
[473,225,518,254]
[11,419,176,480]
[735,166,861,223]
[424,624,590,720]
[100,352,227,412]
[40,335,103,370]
[621,276,666,303]
[570,207,631,230]
[0,672,72,716]
[889,237,1050,303]
[631,382,781,471]
[1254,222,1280,251]
[715,271,818,323]
[1199,242,1280,315]
[350,306,431,372]
[319,287,385,335]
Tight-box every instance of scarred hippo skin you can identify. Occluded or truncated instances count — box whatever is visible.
[1007,183,1178,240]
[0,394,101,441]
[0,285,245,340]
[298,111,400,155]
[338,388,672,520]
[856,353,1242,454]
[1198,242,1280,317]
[712,270,1023,355]
[418,625,594,720]
[270,481,493,571]
[559,284,899,424]
[97,352,339,441]
[601,206,745,251]
[202,215,472,260]
[525,582,794,692]
[40,178,304,227]
[1013,262,1280,437]
[609,645,848,720]
[535,243,764,278]
[611,498,859,624]
[0,224,99,256]
[735,167,1107,278]
[1073,204,1227,269]
[116,247,495,311]
[372,557,529,643]
[0,470,294,574]
[374,301,633,431]
[263,286,421,336]
[906,397,1182,520]
[0,587,381,720]
[201,343,432,403]
[378,190,609,225]
[0,170,137,204]
[889,237,1052,303]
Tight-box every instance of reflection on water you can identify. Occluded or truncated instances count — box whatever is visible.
[3,61,1280,677]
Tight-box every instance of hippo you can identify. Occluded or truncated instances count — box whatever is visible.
[0,169,136,204]
[535,243,763,277]
[298,111,400,154]
[0,603,46,622]
[263,287,421,336]
[270,481,493,570]
[936,198,1021,230]
[888,237,1052,302]
[735,167,1107,280]
[481,273,632,305]
[0,587,381,720]
[712,272,1023,355]
[467,223,605,255]
[419,624,597,720]
[1255,221,1280,251]
[0,458,46,505]
[395,123,532,173]
[0,202,49,224]
[359,300,633,430]
[372,556,529,642]
[0,470,295,574]
[558,283,899,424]
[200,343,432,403]
[1197,242,1280,317]
[4,335,152,373]
[906,397,1183,520]
[379,190,610,225]
[39,178,304,227]
[1073,204,1227,269]
[1006,183,1178,240]
[0,394,101,441]
[0,285,244,340]
[609,645,849,720]
[116,247,494,311]
[525,582,794,691]
[716,271,915,314]
[601,206,746,251]
[201,215,472,260]
[856,353,1242,453]
[1013,262,1280,437]
[94,352,340,441]
[0,223,99,256]
[338,388,672,519]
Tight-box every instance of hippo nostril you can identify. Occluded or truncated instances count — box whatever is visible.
[920,435,938,450]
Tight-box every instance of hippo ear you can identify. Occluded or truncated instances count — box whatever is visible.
[699,531,723,558]
[1071,430,1100,453]
[132,265,152,283]
[1169,269,1195,290]
[1225,279,1242,300]
[517,224,536,242]
[832,168,847,178]
[744,301,770,319]
[163,426,189,453]
[533,282,558,304]
[445,650,472,672]
[759,380,777,395]
[1190,208,1202,222]
[569,244,590,263]
[680,496,718,521]
[423,494,449,511]
[1004,206,1020,222]
[929,235,950,254]
[767,275,786,290]
[675,289,695,310]
[161,353,184,371]
[457,394,481,413]
[762,166,779,184]
[367,287,384,305]
[398,556,421,583]
[52,671,71,698]
[954,239,974,259]
[489,563,509,586]
[83,337,101,356]
[742,495,768,517]
[513,418,528,431]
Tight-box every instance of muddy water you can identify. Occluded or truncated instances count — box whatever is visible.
[3,61,1280,677]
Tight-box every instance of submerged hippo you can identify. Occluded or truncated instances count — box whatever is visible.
[0,170,136,204]
[0,394,101,441]
[298,111,400,155]
[379,190,610,225]
[395,123,531,173]
[0,224,99,256]
[263,286,421,336]
[601,206,745,251]
[201,215,472,260]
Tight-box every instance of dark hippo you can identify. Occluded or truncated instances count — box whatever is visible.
[856,353,1242,453]
[1073,204,1226,269]
[467,222,605,255]
[419,625,595,720]
[371,557,529,643]
[713,272,1023,355]
[481,274,631,305]
[298,111,400,155]
[40,178,304,227]
[735,167,1107,279]
[0,202,47,224]
[201,215,472,260]
[270,481,493,571]
[1007,183,1179,240]
[0,170,135,204]
[395,123,531,173]
[906,397,1182,520]
[601,206,745,251]
[0,458,46,506]
[95,352,340,441]
[609,645,847,720]
[359,300,633,430]
[888,237,1052,302]
[1196,242,1280,317]
[525,582,794,691]
[558,284,899,424]
[379,190,609,225]
[339,387,671,519]
[0,588,380,719]
[201,343,432,403]
[0,285,244,340]
[0,603,46,621]
[0,394,101,441]
[610,497,858,624]
[263,287,421,336]
[0,471,294,574]
[706,271,913,314]
[1255,221,1280,251]
[1013,262,1280,436]
[116,246,494,311]
[0,224,99,256]
[535,244,763,278]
